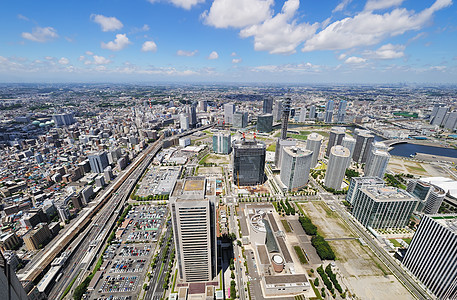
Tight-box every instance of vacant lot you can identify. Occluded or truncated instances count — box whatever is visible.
[300,202,414,300]
[201,154,230,164]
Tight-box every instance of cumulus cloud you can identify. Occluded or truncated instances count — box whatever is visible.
[93,55,111,65]
[177,50,198,56]
[91,14,123,32]
[58,57,70,65]
[101,34,131,51]
[333,0,353,13]
[85,51,94,56]
[148,0,205,10]
[364,0,405,11]
[303,0,452,52]
[142,41,157,52]
[231,52,237,56]
[208,51,219,59]
[78,56,85,61]
[202,0,273,28]
[252,62,318,72]
[365,43,405,59]
[240,0,318,54]
[22,27,58,42]
[232,58,242,63]
[345,56,367,64]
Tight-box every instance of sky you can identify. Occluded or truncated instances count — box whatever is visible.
[0,0,456,84]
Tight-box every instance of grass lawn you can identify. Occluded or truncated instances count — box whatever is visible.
[293,246,308,264]
[266,143,276,152]
[406,164,426,173]
[281,220,292,232]
[403,238,412,245]
[389,239,402,247]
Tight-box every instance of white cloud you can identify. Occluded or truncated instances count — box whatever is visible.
[177,50,198,56]
[208,51,219,59]
[240,0,318,54]
[430,65,446,71]
[142,24,150,31]
[17,14,29,21]
[85,51,94,56]
[21,27,58,42]
[58,57,70,65]
[148,0,205,10]
[142,41,157,52]
[338,53,347,60]
[232,58,242,63]
[231,52,237,56]
[333,0,352,13]
[44,56,54,60]
[93,55,111,65]
[252,62,318,72]
[303,0,452,52]
[201,0,273,28]
[365,43,405,59]
[345,56,367,64]
[364,0,405,11]
[78,56,85,61]
[101,34,131,51]
[91,14,123,32]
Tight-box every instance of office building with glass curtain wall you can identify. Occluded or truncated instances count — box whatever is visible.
[233,139,266,186]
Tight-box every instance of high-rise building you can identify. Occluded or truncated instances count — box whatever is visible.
[263,97,273,114]
[324,146,351,190]
[430,106,449,126]
[353,130,374,163]
[337,100,347,123]
[170,177,217,282]
[364,150,390,179]
[365,141,388,166]
[443,111,457,130]
[298,108,306,122]
[273,100,283,122]
[407,179,446,214]
[280,146,312,191]
[342,136,356,166]
[325,127,346,157]
[346,177,385,204]
[257,114,273,133]
[324,100,334,123]
[88,151,109,173]
[0,252,29,300]
[52,112,75,127]
[308,105,316,120]
[188,103,198,128]
[23,223,52,251]
[402,215,457,300]
[224,103,236,124]
[233,139,266,186]
[233,111,248,128]
[306,133,323,168]
[212,132,231,154]
[198,100,208,112]
[351,186,417,229]
[280,99,291,140]
[274,139,296,168]
[180,113,189,130]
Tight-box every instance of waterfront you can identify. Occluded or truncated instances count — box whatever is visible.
[390,143,457,158]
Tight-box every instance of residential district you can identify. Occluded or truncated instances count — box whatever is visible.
[0,84,456,300]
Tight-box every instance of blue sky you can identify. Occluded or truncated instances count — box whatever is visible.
[0,0,456,83]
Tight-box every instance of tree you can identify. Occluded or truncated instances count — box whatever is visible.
[314,277,319,287]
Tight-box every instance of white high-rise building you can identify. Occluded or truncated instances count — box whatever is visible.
[180,113,189,130]
[224,103,236,124]
[298,108,307,122]
[402,215,457,300]
[364,150,390,179]
[308,105,316,120]
[280,146,312,191]
[273,100,283,122]
[324,146,351,190]
[407,179,446,214]
[342,136,356,167]
[306,133,323,168]
[324,100,334,123]
[430,106,448,126]
[170,177,217,282]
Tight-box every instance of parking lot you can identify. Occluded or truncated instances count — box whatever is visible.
[136,166,180,197]
[90,205,168,299]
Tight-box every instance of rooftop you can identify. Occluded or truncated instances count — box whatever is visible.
[430,215,457,233]
[362,186,416,202]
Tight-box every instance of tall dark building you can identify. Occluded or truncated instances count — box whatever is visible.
[188,103,197,128]
[325,127,346,157]
[263,97,273,114]
[353,130,375,163]
[233,139,266,186]
[280,98,291,140]
[257,114,273,133]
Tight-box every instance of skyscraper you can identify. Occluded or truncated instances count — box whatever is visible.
[52,112,76,127]
[444,111,457,130]
[402,215,457,300]
[365,141,388,166]
[324,100,334,123]
[263,97,273,114]
[0,252,29,300]
[257,114,273,133]
[233,139,266,186]
[308,105,316,120]
[324,146,351,190]
[341,136,356,165]
[430,106,449,126]
[180,113,189,130]
[188,103,197,128]
[274,139,296,168]
[274,98,291,166]
[280,146,312,191]
[351,186,417,229]
[273,100,283,122]
[325,127,346,157]
[88,151,109,173]
[212,132,231,154]
[224,103,236,124]
[407,180,446,214]
[170,177,217,282]
[198,100,207,112]
[306,132,323,168]
[298,108,306,122]
[353,130,374,163]
[233,111,248,128]
[337,100,347,123]
[364,150,390,179]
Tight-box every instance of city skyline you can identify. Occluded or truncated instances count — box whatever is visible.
[1,0,456,83]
